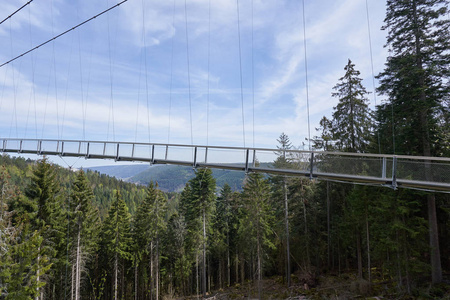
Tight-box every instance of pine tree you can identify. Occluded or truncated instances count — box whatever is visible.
[270,133,293,287]
[68,170,99,300]
[1,167,51,299]
[240,172,275,299]
[23,158,67,299]
[376,0,450,284]
[331,59,373,153]
[133,182,167,300]
[100,190,132,300]
[179,168,216,297]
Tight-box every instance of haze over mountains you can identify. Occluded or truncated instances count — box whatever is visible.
[88,164,247,192]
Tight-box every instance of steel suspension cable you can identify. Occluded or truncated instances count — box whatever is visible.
[206,0,211,146]
[365,0,381,154]
[168,0,176,144]
[134,0,146,143]
[301,0,311,150]
[236,0,246,148]
[251,0,255,148]
[51,0,60,140]
[8,20,18,139]
[24,3,37,139]
[0,0,129,69]
[106,0,116,142]
[184,0,193,145]
[0,0,34,26]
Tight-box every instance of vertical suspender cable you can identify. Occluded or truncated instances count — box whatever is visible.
[168,0,176,144]
[301,0,311,150]
[206,0,211,146]
[184,0,193,145]
[107,0,116,141]
[76,5,86,141]
[9,19,18,139]
[51,0,60,140]
[365,0,381,154]
[142,0,151,144]
[25,2,37,139]
[251,0,255,148]
[236,0,246,148]
[386,21,395,155]
[135,1,145,143]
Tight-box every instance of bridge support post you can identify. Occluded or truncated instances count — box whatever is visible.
[391,156,397,190]
[309,152,314,180]
[382,157,387,179]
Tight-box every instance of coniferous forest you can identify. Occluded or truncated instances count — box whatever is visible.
[1,1,450,299]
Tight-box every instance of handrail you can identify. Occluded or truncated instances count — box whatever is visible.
[1,138,449,192]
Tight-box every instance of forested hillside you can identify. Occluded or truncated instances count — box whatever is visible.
[1,1,450,299]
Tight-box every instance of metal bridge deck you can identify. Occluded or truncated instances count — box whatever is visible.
[1,138,449,192]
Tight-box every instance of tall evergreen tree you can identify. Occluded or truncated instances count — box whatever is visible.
[376,0,450,284]
[68,170,100,300]
[180,168,216,298]
[240,173,275,299]
[270,133,293,287]
[331,59,373,153]
[24,158,67,299]
[100,190,132,300]
[133,182,167,300]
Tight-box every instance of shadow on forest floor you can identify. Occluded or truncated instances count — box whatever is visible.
[174,271,450,300]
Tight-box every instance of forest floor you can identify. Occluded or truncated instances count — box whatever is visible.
[177,271,450,300]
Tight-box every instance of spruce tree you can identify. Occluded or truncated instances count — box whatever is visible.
[240,172,275,299]
[133,182,167,300]
[376,0,450,284]
[100,190,132,300]
[24,158,67,299]
[331,59,373,153]
[68,170,99,300]
[179,168,216,297]
[270,133,293,287]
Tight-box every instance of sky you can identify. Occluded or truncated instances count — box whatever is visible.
[0,0,389,167]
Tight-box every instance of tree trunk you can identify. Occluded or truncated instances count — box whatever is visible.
[284,178,291,287]
[114,251,118,300]
[257,223,262,300]
[75,226,81,300]
[227,232,230,286]
[156,232,159,300]
[134,261,138,300]
[150,241,154,300]
[356,232,363,279]
[327,182,331,269]
[366,203,371,285]
[203,209,207,298]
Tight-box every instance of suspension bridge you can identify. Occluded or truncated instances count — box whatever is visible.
[1,138,449,192]
[0,1,449,193]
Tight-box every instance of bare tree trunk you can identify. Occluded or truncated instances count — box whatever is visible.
[75,228,81,300]
[196,252,199,300]
[302,196,310,269]
[284,178,291,287]
[114,251,118,300]
[227,232,230,287]
[257,225,262,300]
[36,249,40,300]
[150,241,154,300]
[134,258,138,300]
[366,205,371,285]
[327,182,331,269]
[156,232,159,300]
[203,209,207,298]
[356,232,363,279]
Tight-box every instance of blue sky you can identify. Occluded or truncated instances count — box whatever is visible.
[0,0,389,166]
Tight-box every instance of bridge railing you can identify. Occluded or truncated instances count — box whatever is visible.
[1,138,449,192]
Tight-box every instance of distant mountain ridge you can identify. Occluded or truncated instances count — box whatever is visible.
[88,164,249,192]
